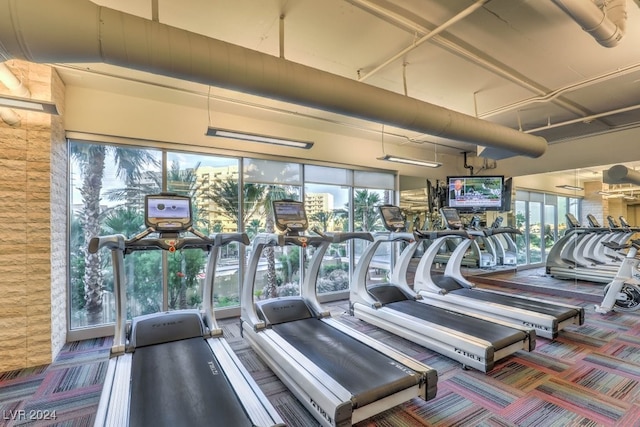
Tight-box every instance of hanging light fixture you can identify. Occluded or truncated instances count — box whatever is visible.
[206,127,313,149]
[377,154,442,168]
[0,93,58,115]
[377,125,442,168]
[555,184,584,191]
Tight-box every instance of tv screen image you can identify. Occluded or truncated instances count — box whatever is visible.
[447,175,504,212]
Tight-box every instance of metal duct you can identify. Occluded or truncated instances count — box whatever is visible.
[552,0,627,48]
[0,0,547,158]
[606,165,640,186]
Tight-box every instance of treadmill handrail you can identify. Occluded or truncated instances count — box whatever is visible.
[414,229,468,240]
[324,231,374,243]
[482,227,522,236]
[89,231,248,254]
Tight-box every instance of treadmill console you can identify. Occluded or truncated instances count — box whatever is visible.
[145,194,192,232]
[440,207,463,230]
[379,205,406,232]
[565,213,581,228]
[273,200,308,234]
[620,216,631,227]
[491,216,503,228]
[586,213,600,227]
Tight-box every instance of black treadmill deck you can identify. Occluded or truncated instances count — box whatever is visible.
[385,300,527,350]
[272,318,419,408]
[129,337,252,427]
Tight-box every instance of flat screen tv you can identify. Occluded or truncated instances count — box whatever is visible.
[446,175,504,212]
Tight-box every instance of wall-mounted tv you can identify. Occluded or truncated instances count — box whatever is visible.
[446,175,504,212]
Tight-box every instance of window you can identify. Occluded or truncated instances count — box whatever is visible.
[305,165,352,295]
[515,189,581,267]
[69,142,161,328]
[68,142,395,332]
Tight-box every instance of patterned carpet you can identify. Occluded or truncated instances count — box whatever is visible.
[3,279,640,426]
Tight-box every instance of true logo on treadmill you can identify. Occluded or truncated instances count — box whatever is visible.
[207,361,219,376]
[310,398,332,424]
[389,361,414,375]
[522,322,548,331]
[454,348,482,362]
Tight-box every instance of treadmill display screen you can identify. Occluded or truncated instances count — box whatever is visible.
[441,207,463,230]
[565,213,581,228]
[273,200,308,232]
[145,194,193,231]
[379,206,406,231]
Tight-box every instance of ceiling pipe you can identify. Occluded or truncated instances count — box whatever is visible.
[0,0,547,158]
[605,165,640,186]
[551,0,627,48]
[0,62,30,126]
[0,107,21,126]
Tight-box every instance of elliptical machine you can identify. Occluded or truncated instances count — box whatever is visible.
[595,239,640,314]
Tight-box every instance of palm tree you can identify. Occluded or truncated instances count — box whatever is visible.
[353,189,382,231]
[71,143,158,326]
[245,219,263,240]
[203,176,266,231]
[309,210,333,231]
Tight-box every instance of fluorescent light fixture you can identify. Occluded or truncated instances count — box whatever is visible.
[556,184,584,191]
[378,154,442,168]
[0,94,59,115]
[206,127,313,149]
[597,191,609,195]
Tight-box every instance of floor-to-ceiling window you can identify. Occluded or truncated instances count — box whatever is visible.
[243,158,302,299]
[515,190,581,267]
[68,140,394,336]
[304,165,352,296]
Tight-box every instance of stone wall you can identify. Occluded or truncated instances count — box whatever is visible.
[0,60,66,372]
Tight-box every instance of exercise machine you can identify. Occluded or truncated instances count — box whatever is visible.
[595,239,640,313]
[485,216,519,266]
[410,207,584,339]
[92,193,284,427]
[351,205,535,373]
[546,213,618,283]
[240,200,437,427]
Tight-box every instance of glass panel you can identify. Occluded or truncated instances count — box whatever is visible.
[244,158,302,185]
[543,202,557,262]
[305,165,352,186]
[167,152,241,310]
[243,182,302,299]
[353,188,393,232]
[69,142,161,328]
[558,197,568,235]
[353,187,394,278]
[515,200,527,265]
[529,201,542,263]
[354,170,395,189]
[305,183,351,295]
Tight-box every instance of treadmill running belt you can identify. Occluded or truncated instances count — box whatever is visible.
[451,288,578,321]
[385,300,527,350]
[272,318,418,408]
[129,337,252,427]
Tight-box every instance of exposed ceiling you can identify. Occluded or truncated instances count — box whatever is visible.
[6,0,640,176]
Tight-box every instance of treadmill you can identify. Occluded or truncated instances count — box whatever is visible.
[240,200,437,427]
[410,207,584,339]
[92,193,284,427]
[485,216,519,266]
[546,213,619,283]
[351,206,535,373]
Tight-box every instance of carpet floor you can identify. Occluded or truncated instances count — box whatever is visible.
[2,274,640,426]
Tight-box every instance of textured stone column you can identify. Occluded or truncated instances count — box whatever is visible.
[0,60,66,372]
